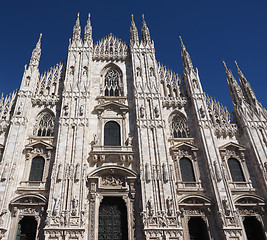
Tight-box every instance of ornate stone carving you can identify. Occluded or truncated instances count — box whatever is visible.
[101,175,125,187]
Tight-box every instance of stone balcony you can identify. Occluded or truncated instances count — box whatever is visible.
[89,145,134,164]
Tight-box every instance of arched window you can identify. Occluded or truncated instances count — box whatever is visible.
[180,158,195,182]
[29,156,45,181]
[104,121,121,146]
[228,158,245,182]
[171,114,189,138]
[104,68,122,97]
[35,112,54,137]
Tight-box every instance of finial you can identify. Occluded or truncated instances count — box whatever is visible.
[234,61,241,71]
[179,36,183,44]
[142,14,145,21]
[222,60,228,71]
[131,14,134,21]
[77,12,80,19]
[36,33,42,48]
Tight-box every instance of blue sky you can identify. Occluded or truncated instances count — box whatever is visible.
[0,0,266,109]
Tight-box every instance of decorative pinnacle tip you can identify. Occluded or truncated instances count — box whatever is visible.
[234,61,240,70]
[179,36,183,44]
[77,12,80,18]
[222,61,228,70]
[39,33,42,39]
[131,14,134,21]
[142,14,145,21]
[88,13,91,18]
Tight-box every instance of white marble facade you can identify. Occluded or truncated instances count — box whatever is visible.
[0,13,266,240]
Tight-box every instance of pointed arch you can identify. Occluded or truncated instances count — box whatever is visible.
[169,111,189,138]
[101,63,123,97]
[34,110,55,137]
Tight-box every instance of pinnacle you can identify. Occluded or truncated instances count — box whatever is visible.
[222,60,228,71]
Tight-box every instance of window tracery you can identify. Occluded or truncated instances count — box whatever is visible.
[171,114,189,138]
[104,69,122,97]
[34,112,54,137]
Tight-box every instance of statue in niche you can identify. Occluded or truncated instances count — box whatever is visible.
[79,105,84,116]
[147,197,154,216]
[140,105,145,118]
[17,102,23,115]
[154,105,159,118]
[71,196,78,216]
[126,134,133,146]
[93,134,98,145]
[166,196,174,216]
[52,197,60,216]
[63,104,69,116]
[70,66,74,75]
[83,66,88,76]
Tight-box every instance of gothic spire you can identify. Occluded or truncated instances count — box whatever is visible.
[234,61,257,105]
[84,13,92,42]
[179,36,194,71]
[72,12,81,42]
[29,33,42,67]
[223,61,243,105]
[130,14,139,46]
[141,14,151,46]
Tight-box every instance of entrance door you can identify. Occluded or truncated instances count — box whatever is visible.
[243,216,266,240]
[188,217,210,240]
[98,197,128,240]
[16,216,37,240]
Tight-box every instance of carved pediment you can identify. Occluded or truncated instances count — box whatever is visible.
[10,193,47,206]
[94,101,129,116]
[170,142,198,154]
[25,140,54,151]
[219,142,245,152]
[234,194,265,206]
[179,194,211,206]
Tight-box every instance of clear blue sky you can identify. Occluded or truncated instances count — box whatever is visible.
[0,0,266,109]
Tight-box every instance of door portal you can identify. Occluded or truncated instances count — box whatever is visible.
[16,216,37,240]
[98,197,128,240]
[243,216,266,240]
[188,217,210,240]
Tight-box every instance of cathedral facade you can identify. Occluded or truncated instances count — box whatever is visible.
[0,13,266,240]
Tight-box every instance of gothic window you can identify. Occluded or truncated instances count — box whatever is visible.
[104,121,121,146]
[29,156,45,181]
[35,112,54,137]
[104,68,122,97]
[180,158,195,182]
[171,114,189,138]
[228,158,245,182]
